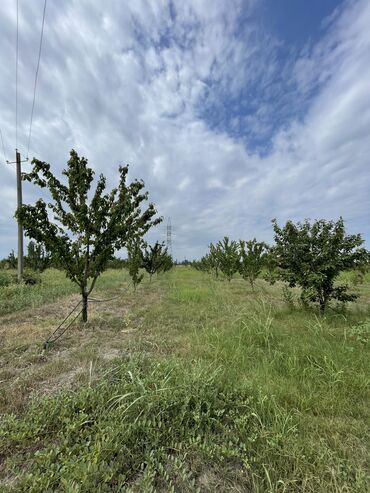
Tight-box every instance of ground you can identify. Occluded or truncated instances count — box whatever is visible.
[0,267,369,492]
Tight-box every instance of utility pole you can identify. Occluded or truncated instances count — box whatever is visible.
[7,149,28,281]
[16,150,23,281]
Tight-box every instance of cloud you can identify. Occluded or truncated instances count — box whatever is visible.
[0,0,369,260]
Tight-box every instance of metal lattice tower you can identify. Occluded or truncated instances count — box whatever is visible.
[166,217,172,257]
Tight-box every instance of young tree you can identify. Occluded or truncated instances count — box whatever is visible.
[6,250,17,269]
[26,240,52,272]
[161,252,173,273]
[192,255,211,273]
[127,241,144,291]
[141,241,169,280]
[272,218,368,312]
[262,247,279,285]
[17,150,161,322]
[239,239,268,289]
[216,236,239,281]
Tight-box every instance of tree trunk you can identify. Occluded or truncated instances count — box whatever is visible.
[319,297,326,313]
[82,292,88,322]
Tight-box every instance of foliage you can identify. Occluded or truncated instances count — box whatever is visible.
[106,257,128,269]
[26,241,52,272]
[141,241,172,280]
[0,250,18,270]
[192,254,213,274]
[208,243,221,278]
[17,150,161,321]
[215,237,239,281]
[1,267,370,491]
[0,270,13,287]
[0,357,258,492]
[239,239,268,289]
[161,252,173,273]
[272,217,368,312]
[21,269,42,286]
[348,319,370,345]
[127,241,144,291]
[262,248,279,285]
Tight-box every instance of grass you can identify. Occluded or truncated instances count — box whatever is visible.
[0,267,369,491]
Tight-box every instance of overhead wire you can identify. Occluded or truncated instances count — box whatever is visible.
[26,0,48,159]
[15,0,19,150]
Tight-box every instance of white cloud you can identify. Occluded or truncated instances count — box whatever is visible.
[0,0,368,260]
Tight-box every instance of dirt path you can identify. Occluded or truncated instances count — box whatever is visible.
[0,284,162,414]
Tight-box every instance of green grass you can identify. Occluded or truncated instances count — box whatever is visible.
[0,269,77,316]
[0,267,369,491]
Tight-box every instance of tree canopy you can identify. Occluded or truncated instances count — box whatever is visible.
[17,150,161,321]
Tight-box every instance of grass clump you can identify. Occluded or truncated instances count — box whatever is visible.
[1,357,259,492]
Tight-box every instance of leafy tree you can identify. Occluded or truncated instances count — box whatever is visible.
[262,248,279,285]
[208,243,221,278]
[239,239,268,289]
[17,150,161,322]
[161,252,173,273]
[127,241,144,291]
[192,256,210,273]
[272,218,368,312]
[26,240,52,272]
[215,237,239,282]
[106,256,128,269]
[141,241,169,280]
[6,250,17,269]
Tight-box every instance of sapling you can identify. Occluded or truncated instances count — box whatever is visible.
[17,150,161,321]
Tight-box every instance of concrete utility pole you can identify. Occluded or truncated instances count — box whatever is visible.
[16,150,24,281]
[7,149,28,281]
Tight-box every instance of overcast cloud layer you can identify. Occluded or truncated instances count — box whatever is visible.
[0,0,369,259]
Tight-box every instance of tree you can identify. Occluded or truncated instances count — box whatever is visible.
[272,218,368,312]
[6,250,17,269]
[262,247,279,285]
[26,240,52,272]
[192,256,211,273]
[141,241,169,280]
[239,239,268,289]
[127,240,144,291]
[17,150,161,322]
[215,237,239,281]
[208,243,221,278]
[161,252,173,273]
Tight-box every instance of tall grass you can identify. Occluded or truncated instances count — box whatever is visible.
[0,267,369,491]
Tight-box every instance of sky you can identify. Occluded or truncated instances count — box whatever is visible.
[0,0,369,260]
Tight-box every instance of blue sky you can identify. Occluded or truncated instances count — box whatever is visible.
[0,0,369,260]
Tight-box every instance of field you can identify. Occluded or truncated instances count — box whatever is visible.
[0,267,369,492]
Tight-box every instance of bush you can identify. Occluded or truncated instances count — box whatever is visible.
[0,270,13,287]
[21,269,42,286]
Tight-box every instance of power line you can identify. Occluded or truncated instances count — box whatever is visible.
[15,0,19,149]
[166,217,173,257]
[26,0,47,159]
[0,128,6,164]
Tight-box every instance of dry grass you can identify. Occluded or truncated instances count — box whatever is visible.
[0,271,163,414]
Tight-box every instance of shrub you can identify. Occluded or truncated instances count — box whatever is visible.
[21,269,42,286]
[0,270,13,287]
